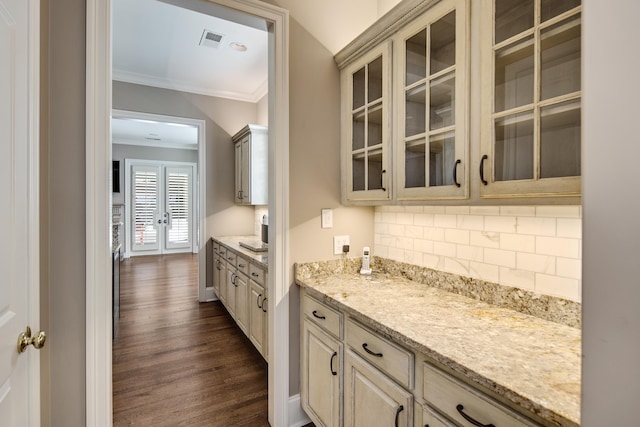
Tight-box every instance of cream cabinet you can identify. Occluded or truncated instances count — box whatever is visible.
[249,280,267,358]
[217,246,228,304]
[394,0,469,200]
[340,41,393,203]
[214,239,269,361]
[232,124,268,205]
[344,349,413,427]
[249,262,268,360]
[212,242,222,296]
[300,287,547,427]
[302,319,342,427]
[234,270,249,334]
[336,0,581,203]
[301,292,343,427]
[479,0,581,198]
[419,362,539,427]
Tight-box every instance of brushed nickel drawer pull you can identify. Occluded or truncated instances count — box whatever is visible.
[362,343,383,357]
[456,404,495,427]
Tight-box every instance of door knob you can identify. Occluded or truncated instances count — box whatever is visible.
[17,326,46,353]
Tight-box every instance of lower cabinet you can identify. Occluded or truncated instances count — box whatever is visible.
[249,279,267,358]
[234,271,249,334]
[212,239,268,361]
[301,319,342,427]
[300,288,545,427]
[344,349,413,427]
[225,265,236,318]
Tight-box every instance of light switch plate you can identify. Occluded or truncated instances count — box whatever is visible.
[333,235,350,255]
[321,208,333,228]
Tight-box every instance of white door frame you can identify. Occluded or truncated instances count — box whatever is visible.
[86,1,290,426]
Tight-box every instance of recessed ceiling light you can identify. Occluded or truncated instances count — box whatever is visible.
[229,42,247,52]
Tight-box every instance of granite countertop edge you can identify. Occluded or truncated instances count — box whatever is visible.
[296,270,581,427]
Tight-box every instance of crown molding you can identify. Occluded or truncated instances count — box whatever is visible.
[112,68,268,103]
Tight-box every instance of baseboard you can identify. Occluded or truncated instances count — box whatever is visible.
[288,394,311,427]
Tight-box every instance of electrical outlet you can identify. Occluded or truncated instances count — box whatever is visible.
[333,235,350,255]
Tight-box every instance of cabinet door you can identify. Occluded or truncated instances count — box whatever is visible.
[302,320,342,427]
[395,0,469,200]
[344,349,413,427]
[218,258,227,304]
[341,41,392,203]
[213,254,221,295]
[235,272,249,335]
[226,265,236,318]
[234,140,244,204]
[240,136,251,204]
[249,280,266,357]
[479,0,581,198]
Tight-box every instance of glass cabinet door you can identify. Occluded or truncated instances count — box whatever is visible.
[396,0,468,200]
[342,41,392,202]
[480,0,581,197]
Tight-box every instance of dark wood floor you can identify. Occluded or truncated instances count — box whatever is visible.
[112,253,269,426]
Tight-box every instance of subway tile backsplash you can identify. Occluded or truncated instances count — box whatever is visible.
[374,205,582,302]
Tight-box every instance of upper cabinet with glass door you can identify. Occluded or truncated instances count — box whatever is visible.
[479,0,581,198]
[341,42,393,203]
[395,0,469,200]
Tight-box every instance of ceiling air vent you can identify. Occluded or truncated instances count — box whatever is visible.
[200,30,225,49]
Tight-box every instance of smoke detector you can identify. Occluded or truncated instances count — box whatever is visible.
[200,29,225,49]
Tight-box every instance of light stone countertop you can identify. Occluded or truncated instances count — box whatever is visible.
[213,236,268,269]
[296,270,581,427]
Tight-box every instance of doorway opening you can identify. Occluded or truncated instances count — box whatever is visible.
[86,0,290,424]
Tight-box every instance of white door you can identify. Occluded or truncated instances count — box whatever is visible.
[0,0,41,424]
[128,161,195,255]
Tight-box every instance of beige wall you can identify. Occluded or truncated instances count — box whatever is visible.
[39,0,50,424]
[582,0,640,424]
[284,15,375,394]
[256,93,268,126]
[44,0,86,425]
[112,81,256,237]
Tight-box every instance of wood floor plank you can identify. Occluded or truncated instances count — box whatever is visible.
[113,253,269,426]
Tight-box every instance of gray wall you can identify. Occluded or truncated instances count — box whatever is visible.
[43,0,86,425]
[277,12,376,395]
[111,144,198,205]
[113,81,257,237]
[582,0,640,425]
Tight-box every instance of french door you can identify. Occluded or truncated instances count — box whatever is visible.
[126,160,196,256]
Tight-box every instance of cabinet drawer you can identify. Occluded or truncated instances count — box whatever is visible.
[422,404,456,427]
[249,263,266,286]
[423,363,537,427]
[346,319,413,389]
[302,293,342,339]
[218,246,227,257]
[213,242,220,254]
[224,251,237,266]
[236,255,250,275]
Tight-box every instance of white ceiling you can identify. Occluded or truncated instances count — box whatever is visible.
[111,0,401,146]
[112,117,198,149]
[113,0,269,103]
